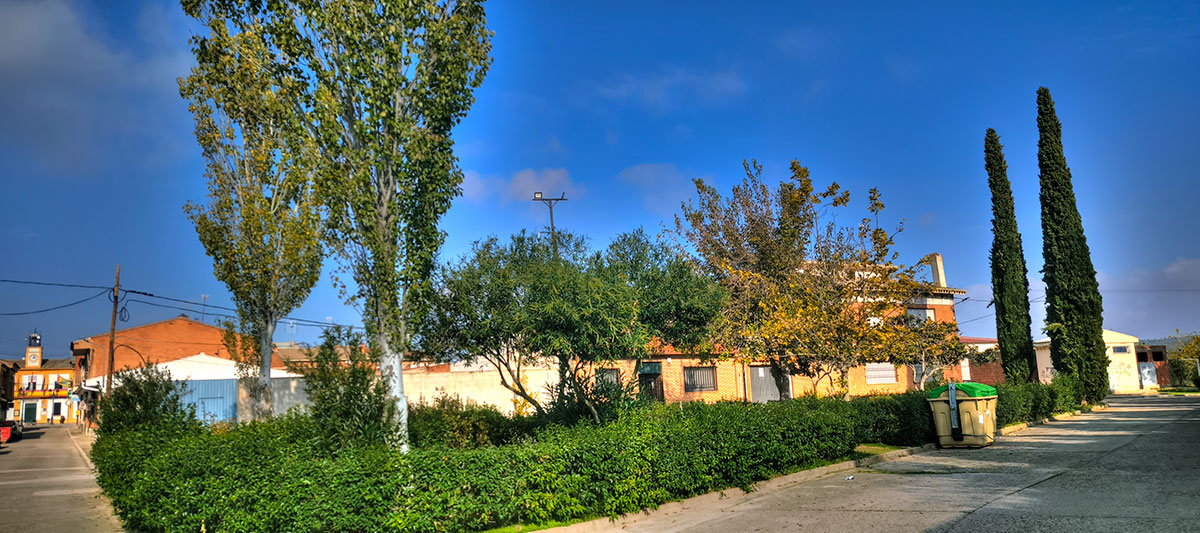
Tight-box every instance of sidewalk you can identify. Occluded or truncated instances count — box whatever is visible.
[552,395,1200,532]
[0,425,124,531]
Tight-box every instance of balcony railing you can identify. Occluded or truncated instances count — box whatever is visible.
[16,389,71,399]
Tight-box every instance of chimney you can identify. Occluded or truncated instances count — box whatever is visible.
[931,253,947,288]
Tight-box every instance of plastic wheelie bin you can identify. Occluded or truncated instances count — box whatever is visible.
[927,382,998,448]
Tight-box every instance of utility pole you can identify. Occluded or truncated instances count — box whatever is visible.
[105,265,121,397]
[532,191,567,258]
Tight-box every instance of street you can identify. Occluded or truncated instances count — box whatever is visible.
[0,425,123,532]
[572,395,1200,533]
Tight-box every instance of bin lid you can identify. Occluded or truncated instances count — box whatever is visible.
[927,382,997,399]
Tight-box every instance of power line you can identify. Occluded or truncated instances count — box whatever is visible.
[0,289,110,316]
[0,279,110,290]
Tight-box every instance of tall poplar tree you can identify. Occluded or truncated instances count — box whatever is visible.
[984,129,1035,382]
[184,0,493,446]
[180,14,323,419]
[1036,87,1108,402]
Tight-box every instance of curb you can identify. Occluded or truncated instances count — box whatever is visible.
[999,405,1106,436]
[549,443,936,532]
[67,429,95,471]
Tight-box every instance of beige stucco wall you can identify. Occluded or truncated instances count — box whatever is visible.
[402,361,559,415]
[1034,330,1141,392]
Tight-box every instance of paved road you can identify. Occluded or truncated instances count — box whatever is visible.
[605,395,1200,533]
[0,425,123,531]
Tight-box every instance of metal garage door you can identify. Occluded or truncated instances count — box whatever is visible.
[180,379,238,421]
[750,365,782,403]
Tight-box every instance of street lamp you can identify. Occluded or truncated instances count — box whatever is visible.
[531,191,567,258]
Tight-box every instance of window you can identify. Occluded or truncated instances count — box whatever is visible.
[1153,352,1165,362]
[1137,352,1149,362]
[907,308,935,322]
[595,368,620,387]
[1112,346,1129,354]
[683,367,717,392]
[865,363,897,384]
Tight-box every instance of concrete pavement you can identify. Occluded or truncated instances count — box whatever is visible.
[563,395,1200,533]
[0,425,124,531]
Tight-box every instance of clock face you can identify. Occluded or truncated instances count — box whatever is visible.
[27,347,41,367]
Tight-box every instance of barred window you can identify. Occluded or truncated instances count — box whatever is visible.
[865,363,897,384]
[684,366,717,392]
[596,368,620,387]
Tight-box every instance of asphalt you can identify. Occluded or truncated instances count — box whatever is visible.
[565,395,1200,533]
[0,424,124,532]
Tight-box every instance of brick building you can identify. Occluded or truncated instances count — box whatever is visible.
[402,254,991,412]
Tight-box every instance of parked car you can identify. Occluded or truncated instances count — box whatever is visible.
[0,420,23,442]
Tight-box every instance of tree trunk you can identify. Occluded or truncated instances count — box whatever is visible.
[257,320,275,420]
[569,367,601,424]
[378,331,410,453]
[769,359,791,400]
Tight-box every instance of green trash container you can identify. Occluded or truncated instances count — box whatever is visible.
[927,382,998,448]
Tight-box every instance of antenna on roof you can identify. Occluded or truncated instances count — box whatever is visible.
[288,320,296,342]
[200,294,210,323]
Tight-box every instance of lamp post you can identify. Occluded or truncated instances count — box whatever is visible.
[532,191,567,258]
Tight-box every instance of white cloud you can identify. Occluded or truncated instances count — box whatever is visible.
[459,168,582,205]
[618,163,702,218]
[0,0,194,176]
[591,66,746,112]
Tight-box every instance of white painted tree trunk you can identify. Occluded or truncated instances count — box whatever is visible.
[379,333,410,453]
[257,320,275,419]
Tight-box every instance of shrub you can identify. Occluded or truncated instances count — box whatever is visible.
[996,383,1033,427]
[293,327,399,452]
[408,394,536,448]
[849,391,936,446]
[96,365,198,436]
[93,398,860,532]
[996,380,1082,427]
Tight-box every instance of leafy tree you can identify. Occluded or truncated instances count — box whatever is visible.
[592,228,725,354]
[294,327,399,452]
[984,128,1036,383]
[421,231,566,416]
[677,160,925,397]
[180,12,323,418]
[525,259,648,423]
[185,0,493,446]
[892,314,968,390]
[1036,87,1108,403]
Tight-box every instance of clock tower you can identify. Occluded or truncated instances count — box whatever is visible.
[25,333,42,369]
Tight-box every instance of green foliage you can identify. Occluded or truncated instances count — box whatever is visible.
[294,327,400,452]
[593,228,726,353]
[95,365,198,437]
[93,398,865,532]
[995,377,1082,427]
[1036,87,1108,403]
[676,159,931,396]
[180,7,324,418]
[984,128,1036,383]
[849,391,937,446]
[408,394,536,448]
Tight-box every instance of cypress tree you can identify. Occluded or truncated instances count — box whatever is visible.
[984,129,1036,383]
[1036,87,1108,403]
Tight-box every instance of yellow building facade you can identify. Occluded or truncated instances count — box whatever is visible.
[9,334,80,425]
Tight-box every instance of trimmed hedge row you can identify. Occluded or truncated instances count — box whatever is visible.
[995,376,1080,427]
[94,400,859,532]
[93,381,1086,532]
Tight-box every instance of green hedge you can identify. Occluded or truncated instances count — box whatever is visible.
[94,400,858,532]
[849,391,936,446]
[996,376,1081,427]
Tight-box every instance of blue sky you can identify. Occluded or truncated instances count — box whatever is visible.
[2,1,1198,357]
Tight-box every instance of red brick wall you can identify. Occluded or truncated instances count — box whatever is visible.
[968,362,1006,385]
[77,317,287,378]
